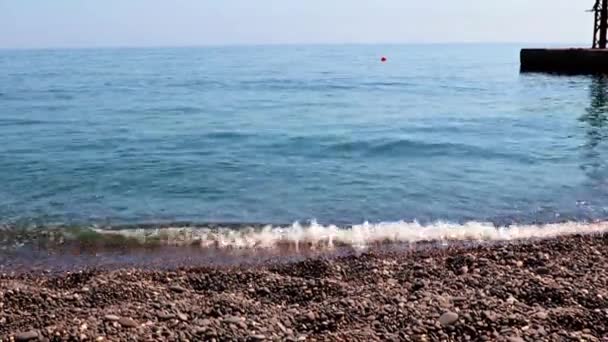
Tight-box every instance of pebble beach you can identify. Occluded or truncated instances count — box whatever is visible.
[2,233,608,341]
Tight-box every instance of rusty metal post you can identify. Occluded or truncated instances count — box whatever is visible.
[600,0,608,48]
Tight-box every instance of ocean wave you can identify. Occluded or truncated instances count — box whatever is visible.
[240,78,358,92]
[203,131,256,140]
[99,220,608,249]
[329,139,472,157]
[275,136,534,162]
[0,118,51,126]
[4,220,606,252]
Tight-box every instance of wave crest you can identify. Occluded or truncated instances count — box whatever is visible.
[90,220,608,250]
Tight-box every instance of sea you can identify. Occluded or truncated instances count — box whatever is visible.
[1,44,608,254]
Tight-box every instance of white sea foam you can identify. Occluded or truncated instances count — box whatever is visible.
[94,220,608,250]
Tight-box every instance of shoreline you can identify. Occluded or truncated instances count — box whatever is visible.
[2,233,608,340]
[2,220,608,272]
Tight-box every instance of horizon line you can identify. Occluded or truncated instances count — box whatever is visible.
[0,41,590,51]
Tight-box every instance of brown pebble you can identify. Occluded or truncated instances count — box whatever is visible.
[483,311,498,322]
[118,317,138,328]
[224,316,243,324]
[15,330,38,342]
[438,312,459,326]
[170,285,186,293]
[104,314,120,321]
[507,337,525,342]
[535,267,550,275]
[157,312,175,320]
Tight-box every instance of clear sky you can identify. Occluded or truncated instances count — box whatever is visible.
[0,0,594,48]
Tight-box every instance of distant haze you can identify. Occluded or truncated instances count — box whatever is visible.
[0,0,594,48]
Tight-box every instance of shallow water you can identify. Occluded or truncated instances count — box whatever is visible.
[1,44,607,230]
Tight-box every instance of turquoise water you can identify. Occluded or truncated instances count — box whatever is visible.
[0,44,607,228]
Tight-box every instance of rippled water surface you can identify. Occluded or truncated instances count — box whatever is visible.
[1,44,607,227]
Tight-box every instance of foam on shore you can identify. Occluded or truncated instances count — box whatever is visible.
[90,220,608,250]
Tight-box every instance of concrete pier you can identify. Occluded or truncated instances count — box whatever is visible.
[520,48,608,74]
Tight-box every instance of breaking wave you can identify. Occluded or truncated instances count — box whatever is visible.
[30,219,608,251]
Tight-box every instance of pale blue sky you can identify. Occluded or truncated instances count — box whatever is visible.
[0,0,594,48]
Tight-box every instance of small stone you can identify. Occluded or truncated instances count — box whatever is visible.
[515,261,524,268]
[306,311,316,321]
[193,326,207,335]
[118,317,138,328]
[79,323,88,332]
[436,295,451,308]
[483,311,498,322]
[507,337,525,342]
[506,296,517,305]
[224,316,243,324]
[438,312,459,326]
[459,266,469,275]
[412,280,425,291]
[276,321,288,333]
[250,335,266,341]
[15,330,38,341]
[104,315,120,321]
[177,313,188,321]
[414,334,429,342]
[95,337,104,342]
[157,312,175,320]
[170,285,186,293]
[534,311,548,320]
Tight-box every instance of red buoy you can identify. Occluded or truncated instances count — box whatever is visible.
[381,56,387,62]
